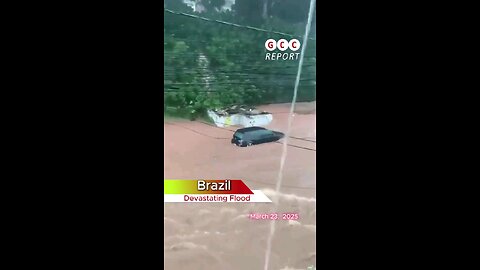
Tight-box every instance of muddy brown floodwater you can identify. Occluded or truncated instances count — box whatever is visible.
[164,102,316,270]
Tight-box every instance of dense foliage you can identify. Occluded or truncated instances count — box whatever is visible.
[164,0,316,119]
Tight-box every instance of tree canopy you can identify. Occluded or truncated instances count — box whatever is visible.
[164,0,316,118]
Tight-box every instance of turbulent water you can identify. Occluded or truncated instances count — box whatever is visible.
[164,189,316,270]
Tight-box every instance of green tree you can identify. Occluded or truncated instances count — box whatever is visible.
[164,0,316,119]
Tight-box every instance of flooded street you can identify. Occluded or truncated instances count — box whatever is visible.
[164,102,316,270]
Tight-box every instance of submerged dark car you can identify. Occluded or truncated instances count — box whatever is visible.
[231,127,284,147]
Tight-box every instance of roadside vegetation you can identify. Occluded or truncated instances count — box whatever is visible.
[164,0,316,119]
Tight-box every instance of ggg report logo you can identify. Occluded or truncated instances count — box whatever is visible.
[265,38,300,61]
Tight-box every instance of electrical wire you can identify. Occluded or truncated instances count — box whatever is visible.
[165,119,316,151]
[164,51,317,58]
[164,122,229,139]
[164,122,316,190]
[195,120,316,151]
[164,8,316,42]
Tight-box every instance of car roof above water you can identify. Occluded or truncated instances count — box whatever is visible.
[236,127,266,133]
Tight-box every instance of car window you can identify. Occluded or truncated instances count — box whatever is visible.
[248,130,269,139]
[260,130,273,137]
[248,130,261,138]
[234,132,243,139]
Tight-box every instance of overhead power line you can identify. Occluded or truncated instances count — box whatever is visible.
[195,121,316,151]
[163,71,316,79]
[164,78,315,84]
[164,86,317,92]
[164,51,316,58]
[165,122,229,140]
[163,65,316,73]
[165,121,315,190]
[165,120,316,151]
[164,8,316,42]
